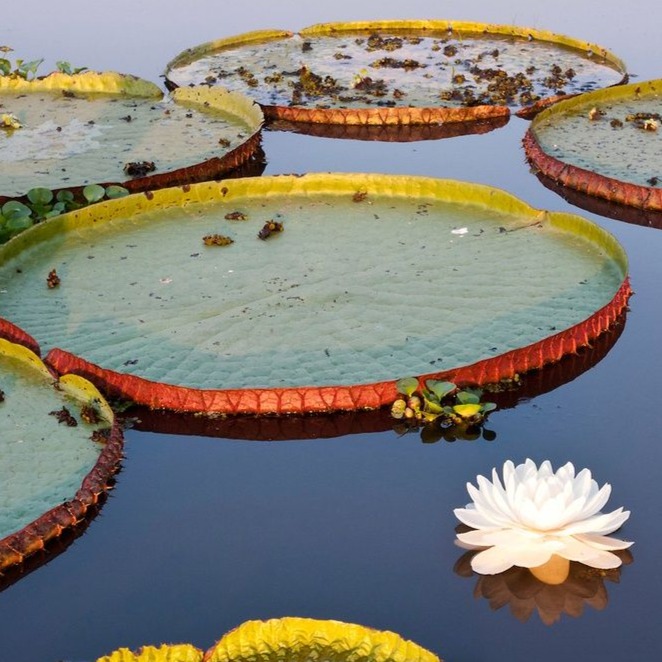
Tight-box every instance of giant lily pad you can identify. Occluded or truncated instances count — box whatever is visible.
[96,617,440,662]
[524,79,662,212]
[0,337,122,571]
[165,20,626,127]
[204,617,440,662]
[0,71,263,198]
[0,173,629,415]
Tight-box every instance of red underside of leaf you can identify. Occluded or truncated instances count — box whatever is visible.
[121,131,263,193]
[262,103,510,126]
[44,278,631,415]
[524,131,662,211]
[0,318,41,355]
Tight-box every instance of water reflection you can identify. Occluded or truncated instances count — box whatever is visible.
[0,496,109,594]
[532,170,662,229]
[267,115,509,142]
[455,546,633,625]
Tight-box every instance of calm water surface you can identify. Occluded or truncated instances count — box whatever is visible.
[1,2,661,661]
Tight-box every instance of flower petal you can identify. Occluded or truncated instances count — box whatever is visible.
[453,506,500,530]
[475,475,517,524]
[579,482,612,519]
[470,542,554,575]
[573,532,633,551]
[457,528,535,548]
[470,545,520,574]
[561,508,630,536]
[555,536,624,569]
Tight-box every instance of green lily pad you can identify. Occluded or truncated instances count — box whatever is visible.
[165,20,625,126]
[0,72,263,198]
[0,338,122,571]
[524,78,662,211]
[0,173,629,415]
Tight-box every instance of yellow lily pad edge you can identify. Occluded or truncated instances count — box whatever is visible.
[96,617,442,662]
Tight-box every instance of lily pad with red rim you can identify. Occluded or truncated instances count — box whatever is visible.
[0,71,263,199]
[524,79,662,212]
[0,173,630,415]
[127,306,628,442]
[0,337,123,572]
[165,20,626,128]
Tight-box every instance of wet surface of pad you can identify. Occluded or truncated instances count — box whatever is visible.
[0,346,111,542]
[0,175,627,395]
[166,22,625,122]
[529,81,662,187]
[0,76,262,197]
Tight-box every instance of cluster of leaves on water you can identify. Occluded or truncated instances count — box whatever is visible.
[0,184,128,243]
[54,60,88,76]
[0,46,43,80]
[391,377,497,443]
[0,46,87,79]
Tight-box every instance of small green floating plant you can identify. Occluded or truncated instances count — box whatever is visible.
[1,45,87,80]
[0,45,43,80]
[0,185,128,243]
[391,377,497,443]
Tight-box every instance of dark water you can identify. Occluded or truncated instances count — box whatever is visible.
[2,2,662,661]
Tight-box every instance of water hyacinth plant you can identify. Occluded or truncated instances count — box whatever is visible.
[0,46,43,80]
[454,459,633,583]
[391,377,497,442]
[0,185,129,243]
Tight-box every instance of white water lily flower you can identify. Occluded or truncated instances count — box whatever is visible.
[454,459,633,575]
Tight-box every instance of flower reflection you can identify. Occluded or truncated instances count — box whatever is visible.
[454,547,633,625]
[454,459,632,580]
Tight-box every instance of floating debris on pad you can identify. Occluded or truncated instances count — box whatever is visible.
[203,234,234,246]
[46,269,60,289]
[257,220,284,240]
[123,160,156,177]
[49,406,78,427]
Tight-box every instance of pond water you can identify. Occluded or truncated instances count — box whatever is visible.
[2,1,662,661]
